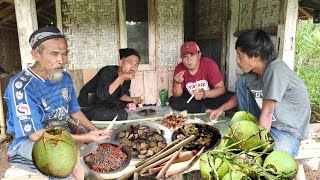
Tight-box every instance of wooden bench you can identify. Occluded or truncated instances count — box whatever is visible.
[294,123,320,180]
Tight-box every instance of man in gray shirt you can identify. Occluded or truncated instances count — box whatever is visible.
[209,29,310,157]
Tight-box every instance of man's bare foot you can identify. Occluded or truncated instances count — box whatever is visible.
[205,109,213,113]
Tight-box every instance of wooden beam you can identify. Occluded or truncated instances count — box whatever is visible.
[0,25,16,31]
[39,10,56,20]
[0,13,15,26]
[299,7,313,19]
[118,0,127,48]
[15,0,38,68]
[55,0,62,31]
[0,4,14,17]
[0,0,14,4]
[0,2,15,26]
[277,0,298,70]
[225,0,240,92]
[0,83,7,142]
[34,1,55,26]
[36,1,55,13]
[37,13,54,23]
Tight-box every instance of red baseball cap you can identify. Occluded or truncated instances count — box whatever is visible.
[180,41,200,57]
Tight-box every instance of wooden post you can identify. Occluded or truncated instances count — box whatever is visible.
[225,0,240,91]
[277,0,299,70]
[14,0,38,69]
[118,0,127,49]
[0,82,7,142]
[55,0,63,31]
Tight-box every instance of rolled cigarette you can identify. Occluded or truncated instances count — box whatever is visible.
[195,81,199,92]
[187,94,194,103]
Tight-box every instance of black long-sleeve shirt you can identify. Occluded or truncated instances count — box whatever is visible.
[78,66,131,108]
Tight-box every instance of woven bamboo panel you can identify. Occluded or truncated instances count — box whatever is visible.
[168,70,174,98]
[82,68,99,85]
[130,71,144,99]
[68,69,84,97]
[157,0,183,68]
[143,71,158,104]
[62,0,118,69]
[157,67,169,94]
[239,0,279,31]
[0,29,21,75]
[196,0,223,36]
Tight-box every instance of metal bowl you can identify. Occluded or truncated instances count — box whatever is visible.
[110,121,172,160]
[137,108,156,117]
[172,123,221,151]
[80,140,131,174]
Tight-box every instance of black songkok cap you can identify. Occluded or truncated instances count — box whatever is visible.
[119,48,140,60]
[29,26,65,49]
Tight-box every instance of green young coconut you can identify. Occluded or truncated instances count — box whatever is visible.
[32,128,78,178]
[231,152,263,179]
[216,136,234,150]
[232,152,262,171]
[199,153,212,180]
[230,111,258,125]
[263,150,298,179]
[257,127,275,152]
[226,121,262,150]
[222,171,249,180]
[200,153,229,180]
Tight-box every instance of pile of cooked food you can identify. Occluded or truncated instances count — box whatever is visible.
[83,143,128,173]
[161,113,186,130]
[116,124,167,159]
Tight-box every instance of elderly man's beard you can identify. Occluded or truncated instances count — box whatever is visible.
[48,70,64,83]
[40,65,64,83]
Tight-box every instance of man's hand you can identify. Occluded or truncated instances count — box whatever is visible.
[71,127,115,143]
[29,129,46,142]
[87,128,115,142]
[194,88,205,100]
[174,70,185,84]
[209,108,225,123]
[132,97,142,105]
[120,72,136,81]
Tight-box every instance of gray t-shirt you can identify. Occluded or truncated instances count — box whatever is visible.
[246,58,310,140]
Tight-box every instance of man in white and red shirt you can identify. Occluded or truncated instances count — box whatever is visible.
[169,41,233,113]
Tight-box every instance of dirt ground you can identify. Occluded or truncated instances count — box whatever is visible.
[0,138,319,180]
[0,139,11,179]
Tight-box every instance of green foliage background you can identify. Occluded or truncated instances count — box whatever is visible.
[295,20,320,123]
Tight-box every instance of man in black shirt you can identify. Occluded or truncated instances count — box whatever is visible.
[78,48,141,120]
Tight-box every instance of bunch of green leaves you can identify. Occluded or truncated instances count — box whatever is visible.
[295,20,320,123]
[295,20,320,73]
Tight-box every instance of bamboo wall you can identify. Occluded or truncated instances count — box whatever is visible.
[238,0,280,31]
[63,0,281,103]
[0,29,21,75]
[63,0,183,103]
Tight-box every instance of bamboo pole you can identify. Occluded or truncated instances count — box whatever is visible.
[135,138,182,168]
[91,116,163,125]
[118,135,196,180]
[0,82,7,142]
